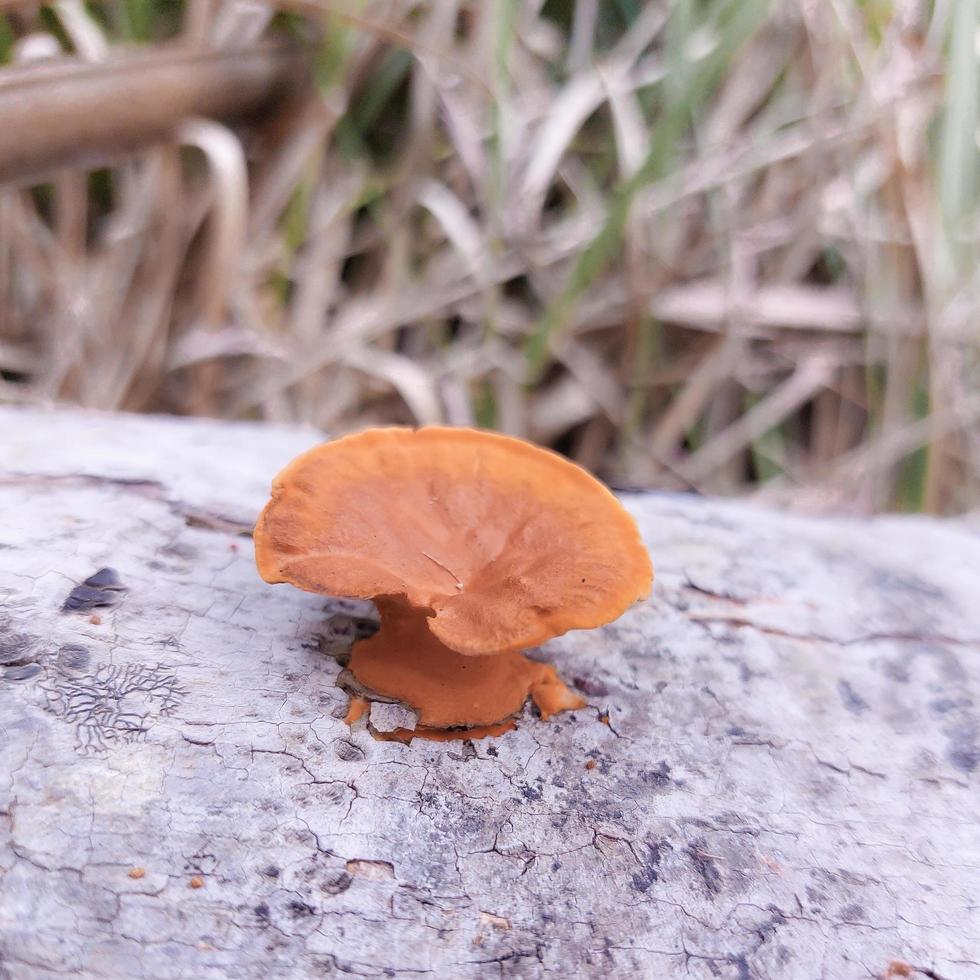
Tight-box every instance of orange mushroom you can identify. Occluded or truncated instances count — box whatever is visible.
[255,427,653,739]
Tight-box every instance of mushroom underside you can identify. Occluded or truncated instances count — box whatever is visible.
[347,598,585,739]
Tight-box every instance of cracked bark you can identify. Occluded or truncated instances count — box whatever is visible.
[1,405,978,980]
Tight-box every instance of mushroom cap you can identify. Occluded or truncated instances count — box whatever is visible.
[255,426,653,654]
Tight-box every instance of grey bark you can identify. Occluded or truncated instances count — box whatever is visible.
[0,406,978,980]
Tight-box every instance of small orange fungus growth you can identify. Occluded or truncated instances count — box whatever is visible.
[480,911,511,930]
[884,963,912,980]
[344,696,369,725]
[189,876,204,889]
[255,427,653,740]
[127,867,145,879]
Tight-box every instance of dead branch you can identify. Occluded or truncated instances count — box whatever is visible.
[0,38,308,186]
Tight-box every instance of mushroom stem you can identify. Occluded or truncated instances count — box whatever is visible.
[347,598,585,733]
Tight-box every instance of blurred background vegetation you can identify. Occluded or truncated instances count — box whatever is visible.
[0,0,977,514]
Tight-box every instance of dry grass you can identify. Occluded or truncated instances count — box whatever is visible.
[0,0,977,514]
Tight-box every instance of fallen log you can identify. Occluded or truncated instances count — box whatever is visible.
[0,406,977,979]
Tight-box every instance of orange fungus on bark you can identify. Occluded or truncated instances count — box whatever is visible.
[254,426,653,740]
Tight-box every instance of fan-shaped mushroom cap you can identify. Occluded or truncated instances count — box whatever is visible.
[255,426,652,654]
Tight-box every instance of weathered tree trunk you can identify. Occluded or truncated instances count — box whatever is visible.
[1,406,977,979]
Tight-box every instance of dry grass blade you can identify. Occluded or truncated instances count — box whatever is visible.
[417,178,488,285]
[288,168,366,347]
[54,0,110,59]
[681,356,838,485]
[177,119,248,328]
[649,337,734,463]
[340,347,443,426]
[248,92,345,241]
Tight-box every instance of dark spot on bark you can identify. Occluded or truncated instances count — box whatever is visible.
[640,761,671,787]
[316,783,347,806]
[728,953,751,980]
[804,886,825,908]
[630,867,656,892]
[946,726,979,773]
[949,745,980,773]
[631,839,669,892]
[322,871,352,895]
[573,676,610,697]
[334,738,365,762]
[872,569,943,600]
[3,663,41,681]
[486,745,498,757]
[62,568,127,612]
[184,511,253,536]
[84,567,125,589]
[756,906,787,941]
[449,740,478,762]
[255,903,270,919]
[62,585,116,612]
[932,697,972,715]
[287,900,317,917]
[686,838,722,895]
[0,632,35,667]
[840,903,864,921]
[727,725,746,736]
[880,658,910,683]
[837,679,869,714]
[309,611,379,666]
[184,851,217,875]
[519,783,542,801]
[57,644,91,671]
[261,865,280,878]
[160,542,197,561]
[918,645,966,683]
[328,700,350,720]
